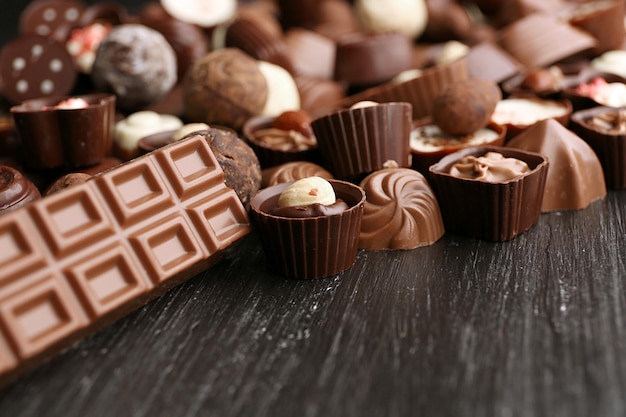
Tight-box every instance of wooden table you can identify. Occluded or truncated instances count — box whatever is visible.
[2,1,626,416]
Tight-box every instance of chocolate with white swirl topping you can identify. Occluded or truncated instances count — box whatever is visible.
[358,168,444,250]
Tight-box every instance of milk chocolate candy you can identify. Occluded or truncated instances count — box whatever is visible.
[261,161,334,188]
[19,0,86,42]
[11,93,115,169]
[429,146,548,241]
[341,57,469,120]
[311,102,412,180]
[465,42,523,85]
[358,168,444,250]
[498,13,597,70]
[217,16,294,74]
[251,179,365,279]
[334,31,414,87]
[567,0,625,56]
[570,107,626,189]
[0,134,251,385]
[507,118,606,212]
[294,75,345,118]
[0,35,77,105]
[285,28,336,80]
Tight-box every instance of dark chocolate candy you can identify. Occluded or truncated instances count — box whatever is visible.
[251,179,365,279]
[334,31,414,87]
[19,0,86,42]
[0,35,77,105]
[0,165,41,212]
[11,93,115,169]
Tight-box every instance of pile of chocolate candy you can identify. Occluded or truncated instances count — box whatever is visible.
[0,0,625,385]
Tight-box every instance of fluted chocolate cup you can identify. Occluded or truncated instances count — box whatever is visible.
[11,93,115,169]
[311,102,412,180]
[251,179,365,279]
[242,115,321,169]
[429,146,548,241]
[570,106,626,189]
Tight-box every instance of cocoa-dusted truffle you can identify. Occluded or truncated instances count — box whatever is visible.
[138,3,209,81]
[0,165,41,212]
[44,172,91,195]
[183,48,269,131]
[432,79,501,136]
[195,127,262,210]
[91,24,177,110]
[358,168,445,250]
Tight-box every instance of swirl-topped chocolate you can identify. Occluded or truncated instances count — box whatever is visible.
[358,168,444,250]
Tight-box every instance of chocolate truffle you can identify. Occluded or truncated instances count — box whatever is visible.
[429,146,548,241]
[183,48,269,131]
[251,178,365,279]
[138,3,209,81]
[507,118,606,212]
[358,168,445,250]
[0,165,41,212]
[91,24,178,110]
[113,110,182,161]
[432,79,501,136]
[45,172,91,195]
[354,0,428,39]
[195,128,262,210]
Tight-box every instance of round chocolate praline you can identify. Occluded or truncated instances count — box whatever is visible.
[91,24,177,110]
[0,165,41,212]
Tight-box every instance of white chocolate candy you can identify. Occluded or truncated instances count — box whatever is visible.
[591,50,626,78]
[114,111,182,153]
[354,0,429,39]
[435,40,470,66]
[258,60,301,117]
[160,0,237,28]
[278,176,336,208]
[350,101,379,110]
[172,123,211,141]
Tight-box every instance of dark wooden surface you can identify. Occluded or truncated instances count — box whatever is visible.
[3,1,626,416]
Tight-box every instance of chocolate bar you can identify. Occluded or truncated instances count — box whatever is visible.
[0,134,251,385]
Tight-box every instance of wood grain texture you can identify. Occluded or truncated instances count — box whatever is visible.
[0,191,625,417]
[2,1,626,416]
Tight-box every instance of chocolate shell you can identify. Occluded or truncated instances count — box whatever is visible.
[506,118,606,212]
[311,102,412,180]
[251,179,365,279]
[11,93,115,169]
[358,168,444,250]
[429,146,548,241]
[570,106,626,189]
[499,13,596,70]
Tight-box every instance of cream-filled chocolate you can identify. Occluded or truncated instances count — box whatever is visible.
[410,124,501,153]
[252,128,316,152]
[449,151,531,183]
